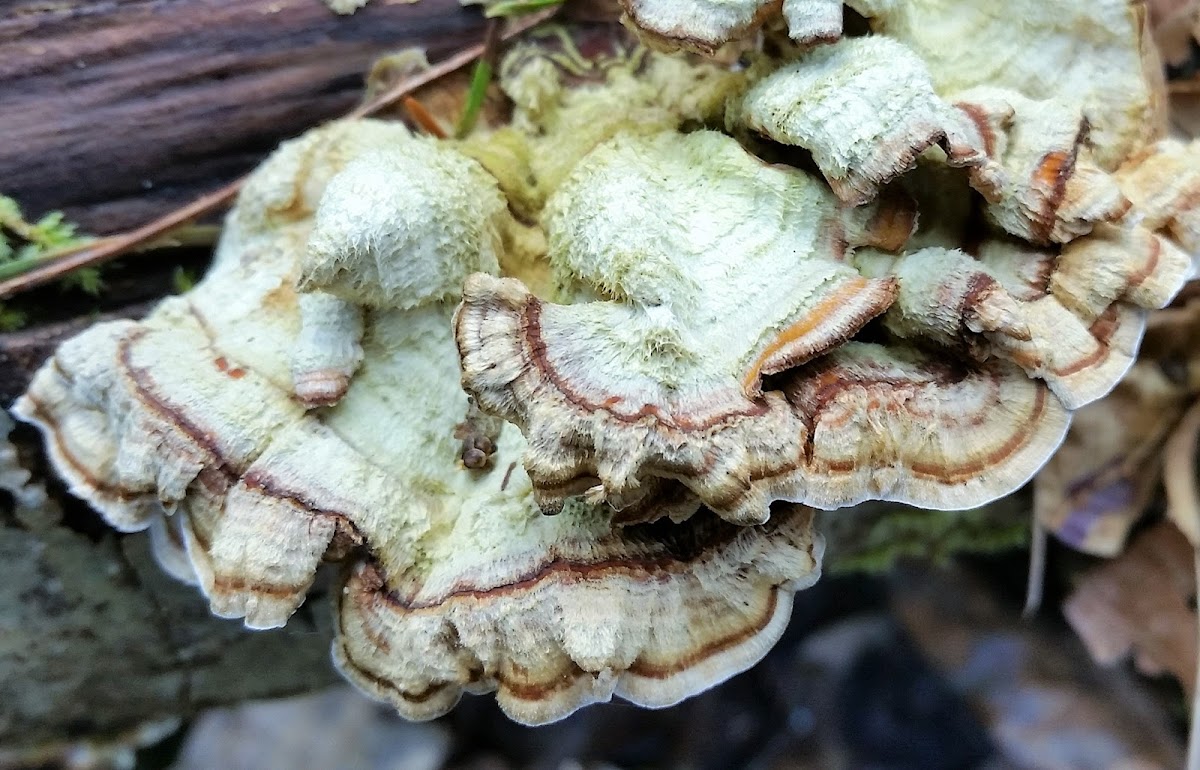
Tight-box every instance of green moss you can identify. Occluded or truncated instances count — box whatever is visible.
[0,197,94,286]
[0,305,26,332]
[0,198,89,261]
[824,497,1031,574]
[59,268,105,297]
[0,195,97,329]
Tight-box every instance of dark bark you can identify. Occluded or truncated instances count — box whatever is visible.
[0,5,488,748]
[0,0,486,233]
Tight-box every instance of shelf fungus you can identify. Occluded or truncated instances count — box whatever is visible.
[456,129,1079,524]
[621,0,866,53]
[734,37,1133,245]
[630,0,1165,242]
[9,17,1198,725]
[623,0,1163,155]
[12,119,823,725]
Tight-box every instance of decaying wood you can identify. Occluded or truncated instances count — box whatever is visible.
[0,417,341,752]
[0,0,486,233]
[0,306,155,404]
[0,6,557,300]
[0,263,343,756]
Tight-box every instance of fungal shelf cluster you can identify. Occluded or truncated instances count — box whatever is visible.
[13,0,1200,724]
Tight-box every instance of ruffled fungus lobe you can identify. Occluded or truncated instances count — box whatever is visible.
[622,0,868,53]
[457,129,1081,524]
[734,37,1132,244]
[626,0,1163,163]
[734,36,990,208]
[11,13,1199,726]
[13,117,823,725]
[291,137,510,407]
[339,506,818,723]
[852,227,1189,411]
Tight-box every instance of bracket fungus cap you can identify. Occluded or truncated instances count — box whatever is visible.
[734,37,1132,245]
[456,130,1081,524]
[13,119,825,726]
[12,16,1199,727]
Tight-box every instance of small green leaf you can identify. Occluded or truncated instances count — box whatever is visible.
[455,58,495,139]
[484,0,562,18]
[0,192,98,292]
[61,267,105,296]
[172,265,198,294]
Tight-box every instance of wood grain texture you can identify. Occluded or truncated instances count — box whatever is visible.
[0,0,486,233]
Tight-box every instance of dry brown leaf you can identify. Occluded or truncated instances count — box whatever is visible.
[1035,365,1189,555]
[1064,522,1198,695]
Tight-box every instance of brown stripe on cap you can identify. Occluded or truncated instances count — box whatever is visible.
[626,587,781,679]
[19,393,152,503]
[518,298,771,431]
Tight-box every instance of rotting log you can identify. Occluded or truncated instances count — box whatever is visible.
[0,3,493,750]
[0,413,341,752]
[0,0,487,233]
[0,296,344,754]
[0,307,152,405]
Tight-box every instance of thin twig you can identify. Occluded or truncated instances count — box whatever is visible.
[0,222,222,283]
[0,8,557,301]
[0,182,241,299]
[348,6,554,120]
[1171,78,1200,95]
[1163,398,1200,769]
[0,225,220,283]
[401,97,449,138]
[1190,546,1200,770]
[1022,513,1047,618]
[485,0,563,17]
[1166,400,1200,545]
